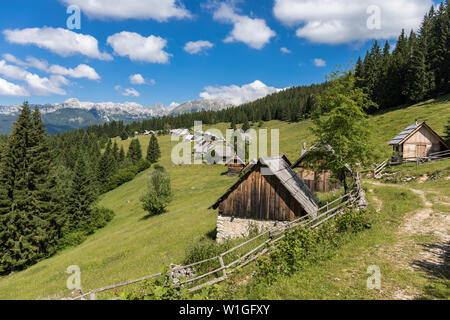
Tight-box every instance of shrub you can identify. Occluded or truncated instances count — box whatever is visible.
[59,207,115,249]
[105,160,151,192]
[256,208,372,284]
[141,190,169,216]
[335,209,371,234]
[140,169,172,217]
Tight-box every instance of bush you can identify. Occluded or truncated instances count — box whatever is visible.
[335,209,371,234]
[140,169,172,217]
[141,190,169,216]
[59,207,115,249]
[105,160,151,192]
[256,208,372,284]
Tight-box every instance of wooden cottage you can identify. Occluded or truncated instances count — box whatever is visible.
[291,144,352,193]
[210,155,319,242]
[389,121,449,161]
[225,155,246,175]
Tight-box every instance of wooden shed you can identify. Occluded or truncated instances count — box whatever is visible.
[389,121,449,160]
[210,155,319,221]
[291,144,352,193]
[225,155,246,176]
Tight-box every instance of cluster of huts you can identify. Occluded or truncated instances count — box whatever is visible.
[209,121,449,243]
[169,128,248,175]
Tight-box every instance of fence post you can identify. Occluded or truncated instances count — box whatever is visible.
[218,256,227,278]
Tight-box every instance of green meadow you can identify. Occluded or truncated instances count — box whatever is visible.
[0,96,448,299]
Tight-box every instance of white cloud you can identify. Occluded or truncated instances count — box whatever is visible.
[273,0,432,44]
[2,54,100,81]
[3,27,112,60]
[129,74,145,85]
[213,3,276,49]
[280,47,292,54]
[200,80,281,106]
[107,31,171,63]
[60,0,191,22]
[48,64,100,81]
[313,58,326,67]
[115,85,140,97]
[184,40,214,54]
[0,77,29,97]
[0,59,68,96]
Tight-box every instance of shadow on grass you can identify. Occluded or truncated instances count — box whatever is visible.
[206,228,217,241]
[412,241,450,280]
[369,94,450,117]
[140,212,165,221]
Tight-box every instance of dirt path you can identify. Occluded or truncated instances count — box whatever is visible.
[366,181,449,299]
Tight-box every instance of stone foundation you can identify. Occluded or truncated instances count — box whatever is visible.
[216,215,290,243]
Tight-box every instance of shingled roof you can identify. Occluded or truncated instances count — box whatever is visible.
[210,155,319,217]
[291,144,353,173]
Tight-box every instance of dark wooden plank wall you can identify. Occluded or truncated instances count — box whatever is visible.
[227,163,245,175]
[218,169,305,221]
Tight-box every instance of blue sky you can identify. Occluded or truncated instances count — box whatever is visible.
[0,0,438,107]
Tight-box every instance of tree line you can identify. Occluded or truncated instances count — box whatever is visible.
[0,103,161,274]
[355,1,449,111]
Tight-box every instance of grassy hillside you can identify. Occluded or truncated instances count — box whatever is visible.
[0,96,448,299]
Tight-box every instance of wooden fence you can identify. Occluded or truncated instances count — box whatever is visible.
[374,159,389,178]
[71,189,361,300]
[375,150,450,176]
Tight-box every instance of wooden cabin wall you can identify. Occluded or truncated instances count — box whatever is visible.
[402,127,442,159]
[218,170,305,221]
[227,163,245,175]
[294,168,340,193]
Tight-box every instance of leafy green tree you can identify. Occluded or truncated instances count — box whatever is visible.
[146,134,161,163]
[312,71,374,192]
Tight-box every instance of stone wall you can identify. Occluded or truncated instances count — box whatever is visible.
[216,215,290,243]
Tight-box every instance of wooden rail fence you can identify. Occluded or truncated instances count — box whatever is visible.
[71,189,361,300]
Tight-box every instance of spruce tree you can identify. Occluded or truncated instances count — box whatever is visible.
[430,3,449,94]
[242,120,250,132]
[66,155,98,232]
[146,134,161,164]
[444,117,450,145]
[0,103,60,273]
[419,7,435,96]
[405,31,427,103]
[127,139,142,165]
[119,146,125,164]
[96,140,116,186]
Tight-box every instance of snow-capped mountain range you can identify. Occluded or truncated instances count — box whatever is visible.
[0,98,234,134]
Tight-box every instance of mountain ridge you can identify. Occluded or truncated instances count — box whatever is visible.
[0,98,233,134]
